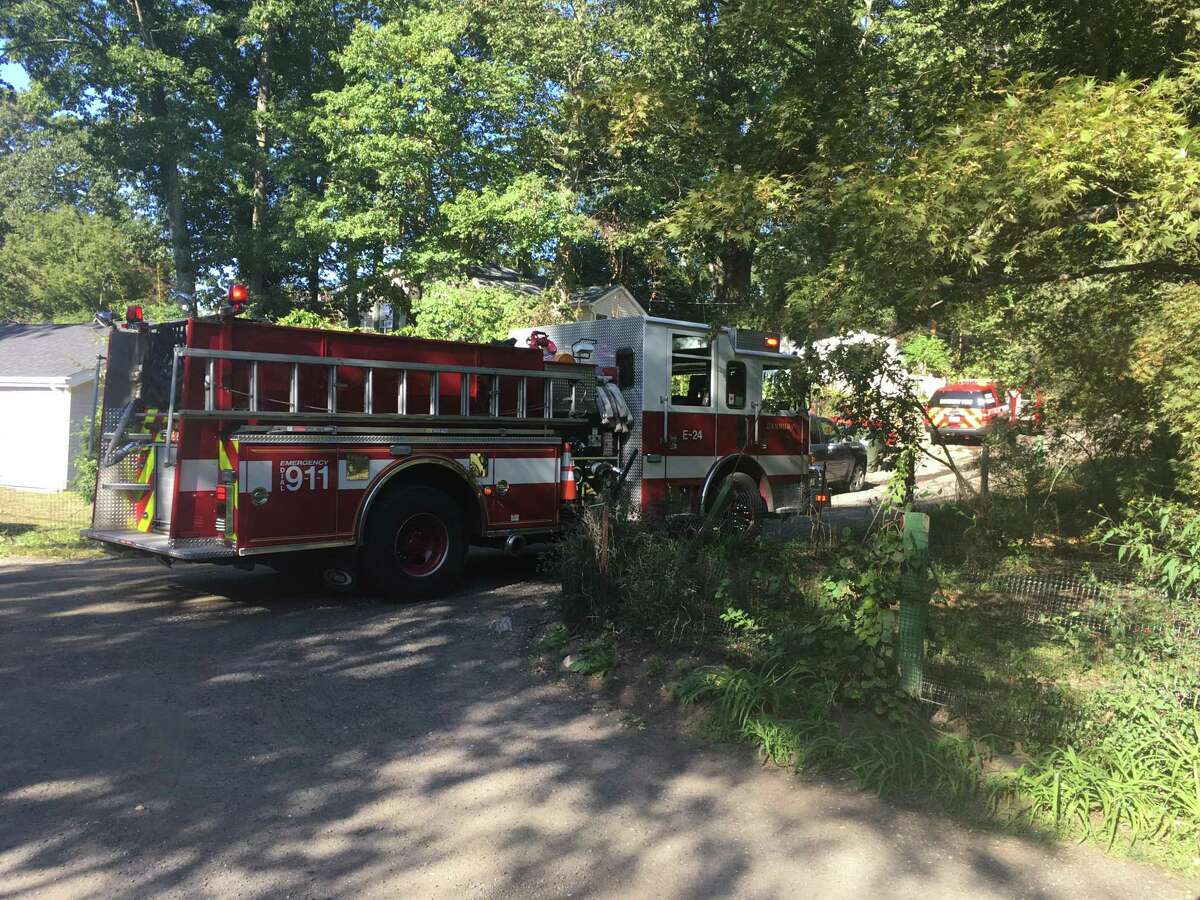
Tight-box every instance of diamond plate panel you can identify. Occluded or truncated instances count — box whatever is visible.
[532,318,646,511]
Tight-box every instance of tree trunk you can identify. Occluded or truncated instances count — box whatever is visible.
[250,26,274,296]
[156,100,194,299]
[715,240,754,307]
[307,260,320,309]
[124,0,194,299]
[344,252,361,327]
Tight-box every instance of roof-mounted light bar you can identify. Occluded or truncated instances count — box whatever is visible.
[732,328,783,353]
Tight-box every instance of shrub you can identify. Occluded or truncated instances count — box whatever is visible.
[1099,498,1200,602]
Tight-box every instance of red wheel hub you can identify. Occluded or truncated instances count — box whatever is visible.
[393,513,450,577]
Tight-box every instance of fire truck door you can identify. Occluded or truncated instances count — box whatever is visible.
[665,333,718,513]
[236,446,342,549]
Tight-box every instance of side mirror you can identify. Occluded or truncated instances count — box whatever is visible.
[616,348,635,390]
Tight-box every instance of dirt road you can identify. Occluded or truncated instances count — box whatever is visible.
[2,552,1193,898]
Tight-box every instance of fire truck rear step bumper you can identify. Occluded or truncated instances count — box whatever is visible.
[82,529,237,561]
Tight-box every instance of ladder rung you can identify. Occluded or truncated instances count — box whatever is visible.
[102,482,152,492]
[102,432,152,441]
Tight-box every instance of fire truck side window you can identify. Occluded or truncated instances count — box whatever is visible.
[670,334,711,407]
[762,364,803,414]
[726,361,747,409]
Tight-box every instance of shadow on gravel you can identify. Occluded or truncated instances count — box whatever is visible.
[0,553,1178,898]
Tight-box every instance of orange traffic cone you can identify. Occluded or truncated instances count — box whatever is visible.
[560,447,577,502]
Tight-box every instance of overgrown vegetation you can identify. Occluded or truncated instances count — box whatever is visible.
[551,478,1200,867]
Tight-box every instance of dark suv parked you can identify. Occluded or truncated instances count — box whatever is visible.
[809,416,868,492]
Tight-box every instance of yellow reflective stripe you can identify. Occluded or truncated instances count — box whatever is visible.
[135,446,156,532]
[137,446,156,484]
[138,491,156,533]
[218,438,239,544]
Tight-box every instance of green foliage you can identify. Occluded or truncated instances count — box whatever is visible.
[71,417,97,504]
[535,624,572,655]
[676,661,985,801]
[273,308,347,331]
[568,638,617,678]
[0,92,124,231]
[900,333,954,378]
[1132,283,1200,494]
[0,207,154,322]
[403,281,561,343]
[1100,499,1200,602]
[998,678,1200,860]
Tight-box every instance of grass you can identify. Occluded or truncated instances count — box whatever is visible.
[0,487,99,560]
[553,506,1200,870]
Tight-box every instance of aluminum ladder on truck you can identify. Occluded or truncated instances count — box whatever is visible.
[159,345,598,463]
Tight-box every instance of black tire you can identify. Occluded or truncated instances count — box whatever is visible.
[846,462,866,492]
[717,471,765,536]
[365,487,468,601]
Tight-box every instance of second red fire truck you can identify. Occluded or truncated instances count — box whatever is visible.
[84,298,818,598]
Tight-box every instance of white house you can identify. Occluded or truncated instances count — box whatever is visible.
[0,324,107,491]
[569,284,647,320]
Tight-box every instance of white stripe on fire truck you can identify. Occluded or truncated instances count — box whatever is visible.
[239,460,273,494]
[176,456,563,495]
[493,457,558,486]
[641,455,808,480]
[178,459,218,492]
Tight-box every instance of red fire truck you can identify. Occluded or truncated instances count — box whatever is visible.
[84,297,817,598]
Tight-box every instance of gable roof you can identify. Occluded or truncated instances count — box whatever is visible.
[0,324,107,379]
[467,264,546,296]
[467,266,649,316]
[570,284,622,306]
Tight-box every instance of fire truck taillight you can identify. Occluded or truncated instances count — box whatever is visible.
[764,334,780,349]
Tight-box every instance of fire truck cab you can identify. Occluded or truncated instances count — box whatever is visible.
[510,317,813,521]
[84,307,815,599]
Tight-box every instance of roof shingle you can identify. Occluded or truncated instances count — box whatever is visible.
[0,324,108,379]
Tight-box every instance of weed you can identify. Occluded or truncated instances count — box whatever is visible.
[535,624,572,655]
[568,638,617,677]
[997,678,1200,861]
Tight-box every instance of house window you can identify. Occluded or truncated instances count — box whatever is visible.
[671,334,711,407]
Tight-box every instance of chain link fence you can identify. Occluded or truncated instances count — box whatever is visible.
[909,564,1199,745]
[0,486,92,532]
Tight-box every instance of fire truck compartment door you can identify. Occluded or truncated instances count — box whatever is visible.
[236,447,343,548]
[487,451,557,529]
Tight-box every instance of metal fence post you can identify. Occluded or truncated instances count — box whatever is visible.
[898,510,931,696]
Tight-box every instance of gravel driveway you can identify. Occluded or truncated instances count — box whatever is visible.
[0,553,1193,899]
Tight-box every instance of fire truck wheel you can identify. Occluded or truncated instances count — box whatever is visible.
[719,472,765,536]
[365,487,467,601]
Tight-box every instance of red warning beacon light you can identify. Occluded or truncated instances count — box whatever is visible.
[222,282,250,317]
[123,304,147,331]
